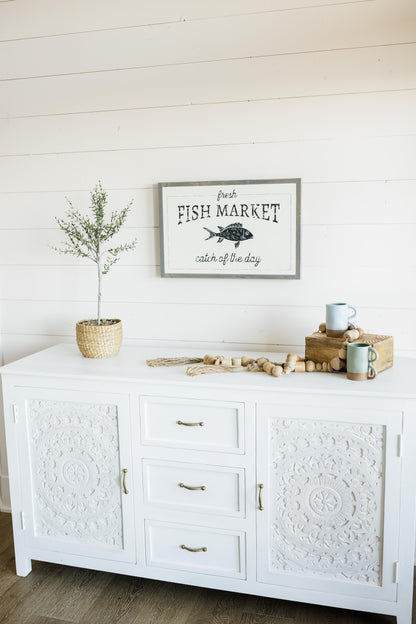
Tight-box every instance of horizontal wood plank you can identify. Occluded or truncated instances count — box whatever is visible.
[1,300,412,350]
[2,91,416,156]
[0,227,156,266]
[2,44,415,118]
[1,2,415,80]
[0,0,366,40]
[0,136,415,193]
[0,188,158,228]
[1,264,414,309]
[304,180,416,225]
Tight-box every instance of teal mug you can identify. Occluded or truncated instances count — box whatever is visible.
[326,302,357,337]
[346,342,378,380]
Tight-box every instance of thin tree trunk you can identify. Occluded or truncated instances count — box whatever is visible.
[97,246,102,325]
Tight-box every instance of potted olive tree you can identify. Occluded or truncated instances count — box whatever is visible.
[52,182,137,358]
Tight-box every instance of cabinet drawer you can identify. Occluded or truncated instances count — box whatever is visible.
[145,520,245,578]
[140,397,244,453]
[143,460,245,518]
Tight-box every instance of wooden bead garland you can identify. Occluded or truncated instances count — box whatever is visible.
[147,315,368,378]
[148,349,356,378]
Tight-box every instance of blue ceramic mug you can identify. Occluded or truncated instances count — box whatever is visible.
[326,302,357,337]
[346,342,378,380]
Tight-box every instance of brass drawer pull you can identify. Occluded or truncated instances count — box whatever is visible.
[122,468,129,495]
[177,420,204,427]
[179,483,206,491]
[181,544,207,552]
[258,483,264,511]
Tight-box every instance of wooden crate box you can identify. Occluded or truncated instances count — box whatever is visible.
[305,332,393,373]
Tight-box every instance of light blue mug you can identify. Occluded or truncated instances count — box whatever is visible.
[326,302,357,337]
[347,342,378,380]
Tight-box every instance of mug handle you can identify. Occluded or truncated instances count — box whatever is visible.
[348,305,357,328]
[368,346,378,379]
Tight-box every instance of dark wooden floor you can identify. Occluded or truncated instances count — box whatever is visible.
[0,513,412,624]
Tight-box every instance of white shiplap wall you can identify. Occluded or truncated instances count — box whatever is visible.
[0,0,415,509]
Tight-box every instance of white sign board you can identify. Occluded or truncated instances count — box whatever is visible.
[159,179,301,279]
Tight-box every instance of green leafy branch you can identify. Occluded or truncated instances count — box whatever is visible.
[52,181,138,324]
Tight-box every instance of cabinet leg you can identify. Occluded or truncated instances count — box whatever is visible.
[396,605,412,624]
[15,557,32,577]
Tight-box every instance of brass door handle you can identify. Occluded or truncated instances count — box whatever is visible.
[179,483,206,491]
[258,483,264,511]
[181,544,207,552]
[177,420,204,427]
[122,468,129,494]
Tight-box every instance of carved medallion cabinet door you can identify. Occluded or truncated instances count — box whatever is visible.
[15,389,136,563]
[256,404,402,602]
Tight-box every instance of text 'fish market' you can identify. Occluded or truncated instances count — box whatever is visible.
[177,203,281,225]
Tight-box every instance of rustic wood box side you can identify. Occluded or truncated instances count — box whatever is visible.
[304,333,393,373]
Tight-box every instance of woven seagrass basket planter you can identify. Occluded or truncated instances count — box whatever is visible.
[76,319,122,358]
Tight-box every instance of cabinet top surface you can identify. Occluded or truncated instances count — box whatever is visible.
[1,344,416,400]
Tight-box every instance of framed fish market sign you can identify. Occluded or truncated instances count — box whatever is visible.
[158,179,301,279]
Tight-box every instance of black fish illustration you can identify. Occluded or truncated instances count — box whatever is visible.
[203,222,253,248]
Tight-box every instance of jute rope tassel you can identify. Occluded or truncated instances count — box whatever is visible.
[146,356,204,367]
[186,364,246,376]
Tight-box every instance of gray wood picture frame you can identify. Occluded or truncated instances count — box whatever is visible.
[158,178,301,279]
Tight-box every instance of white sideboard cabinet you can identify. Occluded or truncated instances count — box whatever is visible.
[1,344,416,624]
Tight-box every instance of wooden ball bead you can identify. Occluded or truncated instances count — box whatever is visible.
[257,357,269,369]
[319,322,326,333]
[322,362,328,372]
[263,361,275,375]
[327,362,333,372]
[305,360,315,372]
[315,362,322,371]
[241,356,253,367]
[358,327,365,338]
[271,365,283,377]
[330,357,343,371]
[286,353,303,362]
[203,354,214,365]
[338,348,347,360]
[344,329,360,342]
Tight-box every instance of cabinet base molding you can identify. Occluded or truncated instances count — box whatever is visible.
[9,548,407,621]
